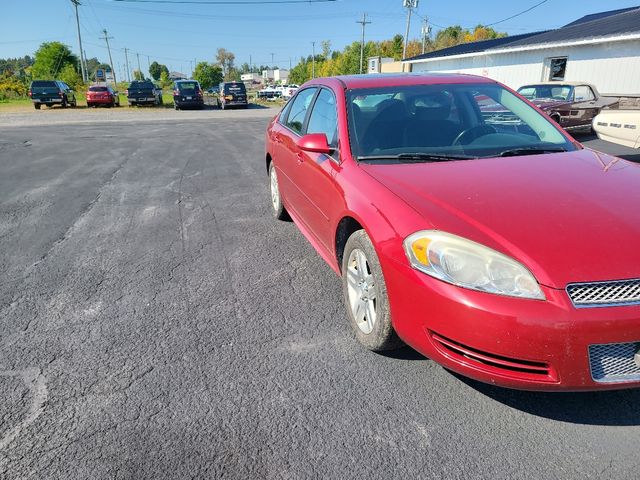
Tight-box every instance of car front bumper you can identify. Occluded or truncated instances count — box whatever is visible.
[382,258,640,391]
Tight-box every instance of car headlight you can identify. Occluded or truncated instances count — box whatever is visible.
[403,230,544,300]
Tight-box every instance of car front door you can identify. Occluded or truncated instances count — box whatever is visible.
[293,87,342,251]
[272,87,318,222]
[572,85,598,127]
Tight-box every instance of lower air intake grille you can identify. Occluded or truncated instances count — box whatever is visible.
[567,279,640,307]
[589,342,640,383]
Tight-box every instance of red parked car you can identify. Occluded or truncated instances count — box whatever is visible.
[265,73,640,391]
[86,85,120,108]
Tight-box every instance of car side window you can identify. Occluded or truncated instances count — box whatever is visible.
[574,86,595,102]
[285,88,317,135]
[306,88,338,146]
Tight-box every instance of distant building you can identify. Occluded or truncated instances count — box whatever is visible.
[262,69,289,84]
[169,71,188,81]
[241,73,262,83]
[367,56,410,74]
[404,6,640,95]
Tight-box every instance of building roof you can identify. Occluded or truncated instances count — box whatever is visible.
[505,6,640,48]
[406,6,640,62]
[406,31,546,62]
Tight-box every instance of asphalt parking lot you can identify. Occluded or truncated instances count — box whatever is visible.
[1,110,639,479]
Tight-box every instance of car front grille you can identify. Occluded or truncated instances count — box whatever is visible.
[589,342,640,383]
[566,278,640,307]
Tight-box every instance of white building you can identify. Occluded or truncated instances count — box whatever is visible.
[405,7,640,95]
[262,69,289,84]
[241,73,261,83]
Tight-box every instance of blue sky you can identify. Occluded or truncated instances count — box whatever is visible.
[2,0,639,77]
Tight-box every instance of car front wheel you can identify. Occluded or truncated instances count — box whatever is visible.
[269,163,289,220]
[342,230,403,351]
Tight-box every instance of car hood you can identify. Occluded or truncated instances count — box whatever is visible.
[529,98,571,110]
[362,149,640,288]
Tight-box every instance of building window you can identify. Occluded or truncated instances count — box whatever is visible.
[548,57,568,81]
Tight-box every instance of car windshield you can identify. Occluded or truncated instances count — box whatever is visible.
[517,85,573,101]
[347,83,577,160]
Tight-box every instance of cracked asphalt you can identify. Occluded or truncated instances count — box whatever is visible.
[1,110,639,479]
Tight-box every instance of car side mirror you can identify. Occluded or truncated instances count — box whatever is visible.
[297,133,333,154]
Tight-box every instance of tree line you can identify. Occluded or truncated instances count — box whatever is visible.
[289,25,507,84]
[1,25,505,99]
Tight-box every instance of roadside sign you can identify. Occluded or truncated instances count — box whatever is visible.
[96,68,105,81]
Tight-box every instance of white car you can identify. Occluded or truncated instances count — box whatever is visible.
[593,110,640,148]
[281,84,298,99]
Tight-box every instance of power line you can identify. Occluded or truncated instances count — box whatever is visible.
[110,0,336,4]
[485,0,549,26]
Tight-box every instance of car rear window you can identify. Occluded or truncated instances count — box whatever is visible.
[129,81,155,89]
[223,83,246,94]
[89,86,108,92]
[31,80,59,93]
[177,82,199,92]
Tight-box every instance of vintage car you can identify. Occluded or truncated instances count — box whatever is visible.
[517,82,618,131]
[593,110,640,148]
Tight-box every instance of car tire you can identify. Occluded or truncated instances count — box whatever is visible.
[71,99,77,108]
[174,103,179,110]
[268,163,289,221]
[34,103,41,110]
[341,230,403,352]
[61,97,68,108]
[221,102,225,110]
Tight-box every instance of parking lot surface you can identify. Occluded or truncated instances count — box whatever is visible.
[1,111,639,479]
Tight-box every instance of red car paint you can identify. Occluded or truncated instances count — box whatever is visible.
[265,74,640,391]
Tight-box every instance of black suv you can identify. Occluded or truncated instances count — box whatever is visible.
[173,80,204,110]
[217,81,248,109]
[28,80,77,109]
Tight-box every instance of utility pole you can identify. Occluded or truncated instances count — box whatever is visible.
[270,52,275,66]
[71,0,87,82]
[124,48,131,82]
[356,12,371,74]
[311,41,315,79]
[100,29,116,84]
[136,52,142,79]
[289,57,292,70]
[402,0,419,60]
[421,18,431,54]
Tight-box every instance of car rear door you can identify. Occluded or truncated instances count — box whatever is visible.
[293,87,342,250]
[271,87,318,222]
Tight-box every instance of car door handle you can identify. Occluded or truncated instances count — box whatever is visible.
[296,153,304,164]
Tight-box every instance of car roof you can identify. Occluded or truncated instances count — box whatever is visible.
[305,73,497,90]
[519,81,589,87]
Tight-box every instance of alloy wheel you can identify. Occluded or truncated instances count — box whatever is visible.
[346,248,377,334]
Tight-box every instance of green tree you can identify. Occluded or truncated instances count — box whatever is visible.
[159,70,171,88]
[59,63,82,88]
[149,61,169,81]
[132,69,145,81]
[31,42,79,80]
[193,62,223,90]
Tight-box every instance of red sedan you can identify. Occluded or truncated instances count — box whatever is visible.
[86,85,120,108]
[265,73,640,391]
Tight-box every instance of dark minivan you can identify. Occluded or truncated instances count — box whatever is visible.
[28,80,77,109]
[173,80,204,110]
[217,81,248,109]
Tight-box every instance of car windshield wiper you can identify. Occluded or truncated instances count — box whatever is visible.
[357,153,476,163]
[498,147,567,157]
